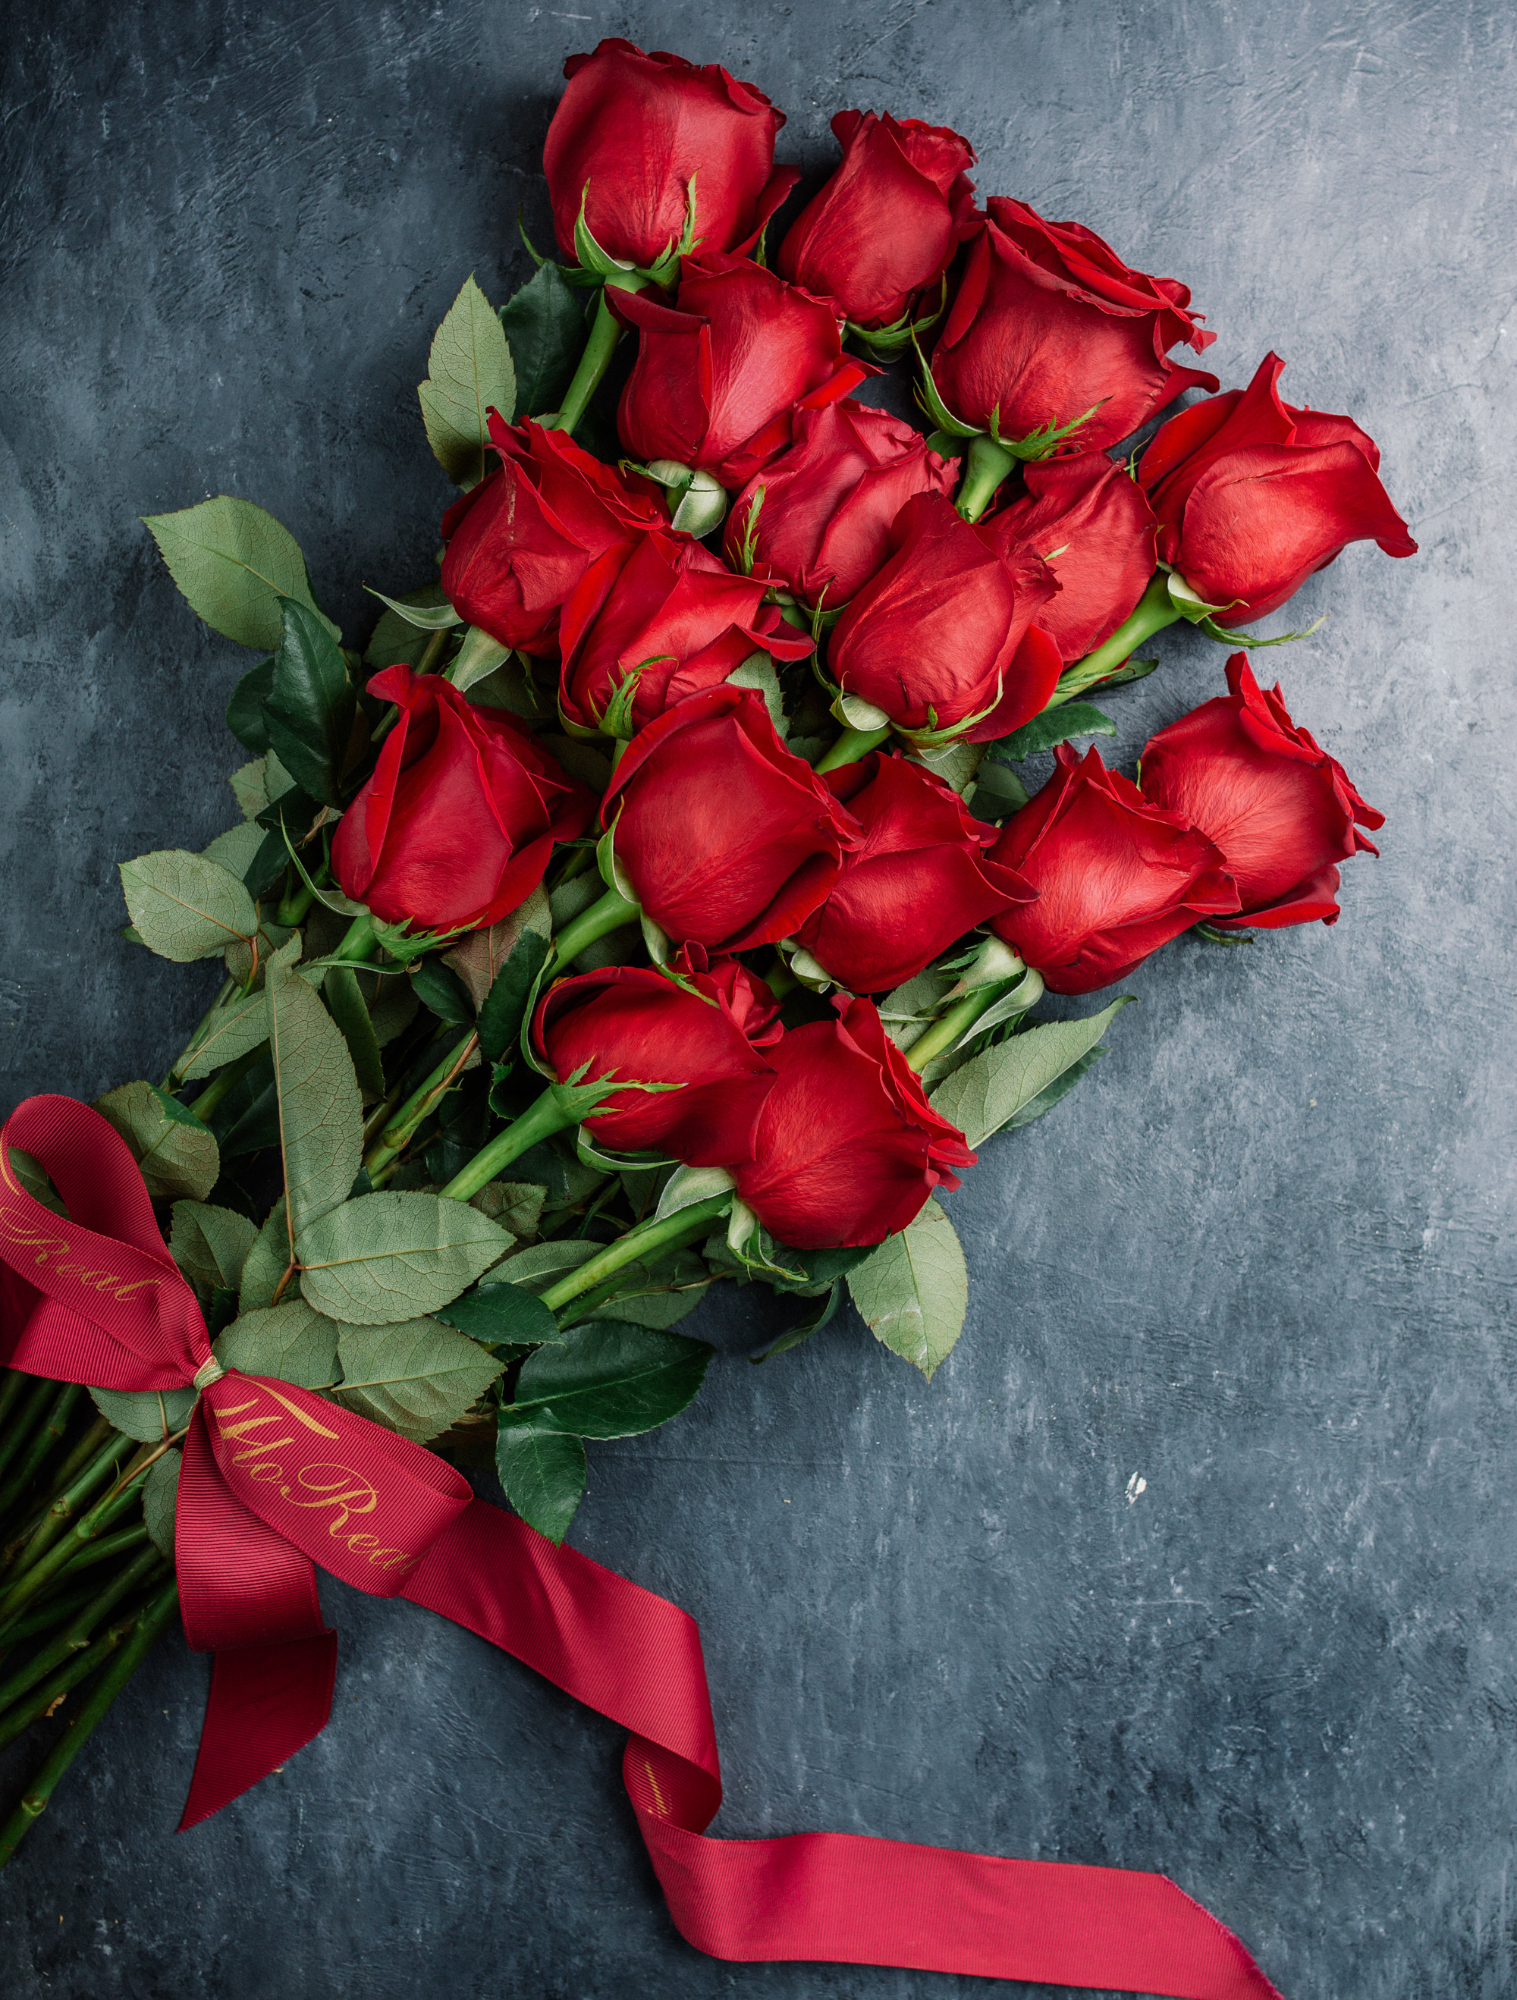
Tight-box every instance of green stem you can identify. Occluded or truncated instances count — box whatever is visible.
[0,1371,29,1435]
[955,434,1019,523]
[438,1086,577,1203]
[417,627,451,676]
[0,1546,163,1716]
[184,1039,269,1127]
[1047,572,1181,707]
[549,276,647,437]
[334,913,380,963]
[544,885,639,976]
[276,856,331,929]
[8,1430,136,1576]
[55,1522,150,1583]
[0,1612,137,1761]
[0,1379,61,1487]
[0,1576,110,1652]
[905,985,1004,1073]
[0,1385,80,1521]
[39,1416,114,1509]
[541,1193,733,1314]
[0,1457,157,1629]
[0,1577,180,1866]
[764,956,799,1001]
[362,1029,478,1179]
[814,725,891,774]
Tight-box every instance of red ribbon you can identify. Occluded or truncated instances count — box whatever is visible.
[0,1094,1283,1998]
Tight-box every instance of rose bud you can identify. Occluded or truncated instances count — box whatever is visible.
[543,39,799,274]
[602,684,861,953]
[723,402,957,610]
[532,950,782,1166]
[333,666,594,935]
[558,531,815,737]
[827,492,1064,741]
[612,254,875,490]
[775,110,978,331]
[987,744,1239,993]
[987,455,1157,662]
[732,996,975,1247]
[1138,352,1417,623]
[928,197,1219,455]
[791,753,1036,992]
[440,416,663,655]
[1139,654,1383,929]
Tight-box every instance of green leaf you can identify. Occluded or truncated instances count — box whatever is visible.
[176,994,268,1082]
[499,263,584,419]
[143,496,333,651]
[170,1200,258,1297]
[585,1284,709,1331]
[119,850,258,964]
[449,625,512,695]
[228,757,271,820]
[364,582,451,670]
[845,1196,967,1381]
[8,1148,65,1217]
[332,1317,503,1441]
[769,1242,874,1298]
[142,1447,182,1559]
[991,702,1115,763]
[202,819,277,895]
[434,1279,559,1347]
[465,1179,546,1241]
[90,1384,197,1444]
[239,1198,293,1312]
[418,274,516,488]
[475,927,550,1063]
[323,966,386,1104]
[410,958,475,1027]
[508,1321,712,1439]
[215,1299,340,1388]
[226,657,276,752]
[362,586,462,631]
[1003,1046,1108,1129]
[1088,655,1158,691]
[967,760,1029,820]
[486,1237,597,1294]
[92,1082,219,1203]
[928,998,1131,1148]
[263,597,358,808]
[751,1275,844,1363]
[654,1165,737,1221]
[727,653,788,735]
[496,1417,586,1543]
[265,951,364,1246]
[295,1191,512,1324]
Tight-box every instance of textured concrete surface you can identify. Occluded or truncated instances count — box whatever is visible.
[1,2,1514,1995]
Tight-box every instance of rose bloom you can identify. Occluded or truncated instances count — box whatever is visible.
[1139,352,1417,623]
[988,744,1239,993]
[929,197,1218,454]
[533,950,782,1166]
[987,455,1157,662]
[723,402,957,610]
[613,254,874,490]
[776,110,978,329]
[333,666,594,933]
[543,39,799,270]
[1139,654,1383,929]
[558,531,814,736]
[733,996,975,1247]
[440,416,663,655]
[602,685,861,953]
[793,753,1035,992]
[827,492,1064,740]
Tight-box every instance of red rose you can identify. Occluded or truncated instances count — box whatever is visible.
[602,685,860,953]
[987,744,1239,993]
[732,996,975,1247]
[558,531,814,736]
[929,197,1218,454]
[1139,353,1417,623]
[612,255,874,489]
[723,401,957,610]
[440,417,663,655]
[792,753,1036,992]
[543,39,799,272]
[333,666,594,934]
[1139,654,1383,929]
[826,492,1064,741]
[533,951,782,1166]
[775,110,978,330]
[987,455,1157,662]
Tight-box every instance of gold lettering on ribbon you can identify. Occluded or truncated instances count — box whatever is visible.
[0,1201,164,1302]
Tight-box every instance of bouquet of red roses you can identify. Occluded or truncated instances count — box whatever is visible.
[0,39,1411,1986]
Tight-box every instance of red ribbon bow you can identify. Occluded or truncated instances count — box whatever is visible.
[0,1094,1283,1998]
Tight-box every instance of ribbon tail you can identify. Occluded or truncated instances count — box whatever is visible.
[180,1631,339,1829]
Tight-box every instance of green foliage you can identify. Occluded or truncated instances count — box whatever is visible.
[499,263,584,419]
[169,1200,258,1298]
[364,583,452,670]
[226,657,276,752]
[332,1318,502,1441]
[90,1384,197,1443]
[991,702,1115,763]
[418,275,516,487]
[505,1321,711,1439]
[263,598,358,808]
[239,1198,292,1312]
[475,927,550,1063]
[143,496,333,651]
[215,1299,340,1388]
[264,951,364,1245]
[295,1191,512,1324]
[928,998,1131,1148]
[119,850,258,963]
[410,958,476,1028]
[92,1082,219,1203]
[846,1197,968,1380]
[750,1275,846,1363]
[434,1280,559,1347]
[322,966,386,1104]
[495,1418,587,1544]
[142,1448,182,1560]
[176,993,268,1082]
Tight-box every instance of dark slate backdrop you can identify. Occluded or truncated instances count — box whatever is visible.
[2,3,1513,1995]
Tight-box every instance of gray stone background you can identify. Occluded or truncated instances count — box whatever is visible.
[1,1,1513,1994]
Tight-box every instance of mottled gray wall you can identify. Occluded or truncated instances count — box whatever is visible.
[2,2,1514,1995]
